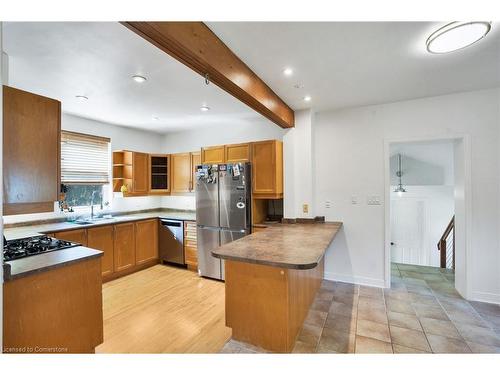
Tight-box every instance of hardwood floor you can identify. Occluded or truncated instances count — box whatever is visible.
[96,264,231,353]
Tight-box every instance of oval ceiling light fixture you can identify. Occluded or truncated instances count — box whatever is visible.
[283,67,293,76]
[200,105,210,112]
[426,21,491,54]
[132,74,147,83]
[75,95,88,101]
[303,95,312,102]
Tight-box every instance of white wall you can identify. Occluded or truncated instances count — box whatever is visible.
[162,117,286,153]
[3,114,166,224]
[283,109,315,218]
[315,88,500,303]
[390,141,455,186]
[162,117,287,210]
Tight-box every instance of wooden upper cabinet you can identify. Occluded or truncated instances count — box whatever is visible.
[201,145,225,164]
[190,151,201,192]
[225,143,250,163]
[135,219,158,265]
[132,152,149,194]
[149,154,170,194]
[171,153,191,193]
[113,222,136,272]
[3,86,61,215]
[87,225,114,277]
[251,140,283,198]
[53,229,88,247]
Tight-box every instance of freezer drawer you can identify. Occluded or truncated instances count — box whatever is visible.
[197,226,222,280]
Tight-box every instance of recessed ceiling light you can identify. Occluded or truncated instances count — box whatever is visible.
[200,105,210,112]
[152,116,160,121]
[426,21,491,54]
[132,75,147,83]
[283,68,293,76]
[303,95,312,102]
[75,95,88,101]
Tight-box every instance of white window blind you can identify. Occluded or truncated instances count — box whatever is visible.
[61,131,110,184]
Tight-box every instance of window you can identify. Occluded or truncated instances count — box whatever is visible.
[61,131,110,208]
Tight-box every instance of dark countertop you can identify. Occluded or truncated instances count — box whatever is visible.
[212,222,342,269]
[3,246,103,281]
[3,210,196,240]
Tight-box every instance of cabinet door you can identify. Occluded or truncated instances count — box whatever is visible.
[171,153,191,193]
[135,219,158,265]
[113,222,136,272]
[3,86,60,215]
[190,151,201,192]
[201,145,225,164]
[225,143,250,163]
[87,225,114,277]
[251,140,283,197]
[54,229,87,246]
[132,152,149,194]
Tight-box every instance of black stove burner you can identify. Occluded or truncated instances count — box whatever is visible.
[3,235,80,261]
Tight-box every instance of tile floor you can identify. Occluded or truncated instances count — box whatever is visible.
[220,263,500,353]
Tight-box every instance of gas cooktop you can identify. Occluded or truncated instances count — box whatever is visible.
[3,235,81,261]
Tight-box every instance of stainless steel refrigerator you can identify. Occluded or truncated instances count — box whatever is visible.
[195,162,251,280]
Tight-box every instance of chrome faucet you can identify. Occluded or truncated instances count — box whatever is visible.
[90,190,99,220]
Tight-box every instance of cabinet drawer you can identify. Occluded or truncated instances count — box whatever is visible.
[184,246,198,265]
[185,238,197,248]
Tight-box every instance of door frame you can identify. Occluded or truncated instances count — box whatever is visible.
[383,134,472,299]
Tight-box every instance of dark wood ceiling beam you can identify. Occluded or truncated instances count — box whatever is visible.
[122,22,294,129]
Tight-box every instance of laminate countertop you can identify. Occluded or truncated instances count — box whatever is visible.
[3,246,103,281]
[212,222,342,270]
[3,210,196,240]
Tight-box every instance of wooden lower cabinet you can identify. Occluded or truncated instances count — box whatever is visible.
[113,222,136,272]
[3,257,103,353]
[52,219,160,282]
[54,229,88,246]
[135,219,158,265]
[184,221,198,271]
[87,225,114,277]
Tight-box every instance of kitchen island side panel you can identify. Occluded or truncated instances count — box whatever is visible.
[224,258,324,353]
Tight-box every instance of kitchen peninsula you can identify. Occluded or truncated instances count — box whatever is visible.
[212,221,342,353]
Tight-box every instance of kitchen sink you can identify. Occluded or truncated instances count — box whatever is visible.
[72,217,115,225]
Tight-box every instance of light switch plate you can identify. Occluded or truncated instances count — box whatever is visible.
[351,196,358,205]
[325,200,332,209]
[367,196,382,205]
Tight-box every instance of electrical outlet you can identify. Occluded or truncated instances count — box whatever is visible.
[302,204,309,214]
[351,196,358,205]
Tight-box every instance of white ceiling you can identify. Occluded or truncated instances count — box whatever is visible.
[208,22,500,112]
[3,22,269,133]
[4,22,499,133]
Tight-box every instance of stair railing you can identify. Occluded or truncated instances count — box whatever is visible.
[437,216,455,269]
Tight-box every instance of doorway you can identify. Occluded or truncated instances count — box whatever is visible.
[384,136,471,299]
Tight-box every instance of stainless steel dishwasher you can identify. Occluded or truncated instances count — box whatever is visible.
[159,219,184,265]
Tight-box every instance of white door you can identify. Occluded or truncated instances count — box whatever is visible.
[391,199,427,265]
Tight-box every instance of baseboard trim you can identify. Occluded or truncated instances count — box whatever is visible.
[324,271,385,288]
[469,291,500,305]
